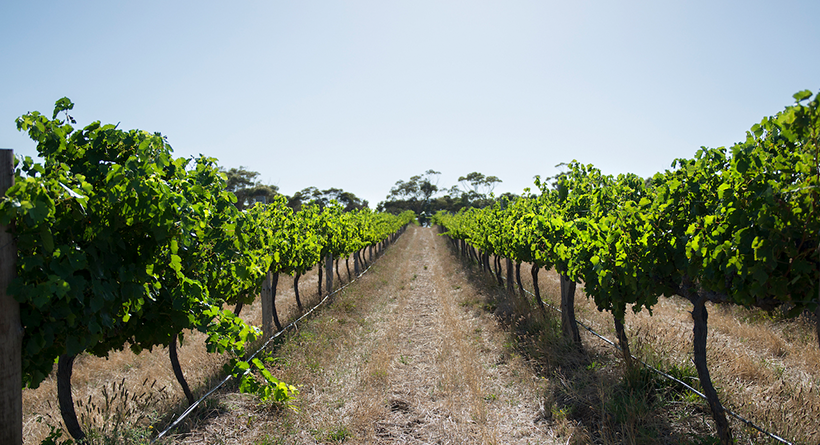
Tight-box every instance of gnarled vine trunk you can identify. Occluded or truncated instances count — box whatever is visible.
[359,249,368,269]
[57,354,85,442]
[335,258,341,283]
[494,256,503,286]
[169,333,195,405]
[515,262,524,296]
[505,257,514,293]
[613,314,634,370]
[271,273,282,331]
[680,279,733,445]
[531,264,545,312]
[294,274,302,310]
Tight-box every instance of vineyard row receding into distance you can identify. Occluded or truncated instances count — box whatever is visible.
[0,96,414,444]
[0,89,818,445]
[432,89,819,444]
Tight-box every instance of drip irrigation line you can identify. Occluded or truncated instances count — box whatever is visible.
[152,242,394,442]
[484,256,793,445]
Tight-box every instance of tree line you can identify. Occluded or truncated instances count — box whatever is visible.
[377,169,513,224]
[223,166,369,212]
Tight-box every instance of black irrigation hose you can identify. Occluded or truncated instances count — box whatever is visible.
[499,270,793,445]
[152,240,396,442]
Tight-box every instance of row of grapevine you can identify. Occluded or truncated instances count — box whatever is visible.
[433,90,819,444]
[0,98,415,443]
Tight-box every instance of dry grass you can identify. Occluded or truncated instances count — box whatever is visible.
[496,255,820,444]
[21,255,338,444]
[159,225,558,444]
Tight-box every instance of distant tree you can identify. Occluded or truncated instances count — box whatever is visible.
[455,172,502,208]
[458,172,502,196]
[540,162,570,190]
[222,166,279,210]
[288,187,367,212]
[287,186,321,210]
[387,170,440,202]
[378,170,508,215]
[379,170,441,223]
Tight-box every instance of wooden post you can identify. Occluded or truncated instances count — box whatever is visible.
[325,253,333,294]
[318,258,323,296]
[0,149,23,445]
[560,274,582,347]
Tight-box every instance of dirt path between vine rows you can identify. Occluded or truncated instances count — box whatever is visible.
[168,225,557,444]
[338,226,554,444]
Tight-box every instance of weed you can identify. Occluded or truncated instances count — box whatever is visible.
[342,301,356,313]
[502,338,518,350]
[586,361,604,371]
[255,434,286,445]
[306,358,322,373]
[34,420,72,445]
[298,330,317,342]
[551,405,572,421]
[686,433,721,445]
[313,425,352,443]
[67,377,169,444]
[237,357,299,411]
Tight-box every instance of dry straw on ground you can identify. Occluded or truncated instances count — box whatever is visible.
[22,258,329,444]
[511,255,819,444]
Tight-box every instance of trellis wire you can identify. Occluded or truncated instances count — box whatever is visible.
[495,262,793,445]
[152,243,391,442]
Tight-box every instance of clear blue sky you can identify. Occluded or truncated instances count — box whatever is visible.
[2,1,818,207]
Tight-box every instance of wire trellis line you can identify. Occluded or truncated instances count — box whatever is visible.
[497,266,793,445]
[152,243,395,442]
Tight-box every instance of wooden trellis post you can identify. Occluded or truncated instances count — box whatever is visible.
[0,149,23,445]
